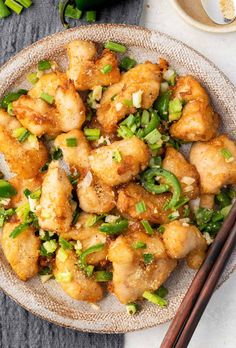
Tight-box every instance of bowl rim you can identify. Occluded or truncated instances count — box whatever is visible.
[170,0,236,33]
[0,23,235,333]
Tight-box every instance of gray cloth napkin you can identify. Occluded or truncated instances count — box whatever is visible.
[0,0,143,347]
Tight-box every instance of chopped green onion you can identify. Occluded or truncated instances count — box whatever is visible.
[169,98,183,121]
[7,102,14,116]
[85,265,94,277]
[68,173,80,186]
[55,271,72,283]
[5,0,23,14]
[143,291,168,307]
[84,128,100,141]
[43,240,58,254]
[99,219,128,235]
[40,92,54,105]
[15,0,32,8]
[1,89,27,109]
[0,180,17,198]
[135,201,146,214]
[160,82,169,94]
[66,137,78,147]
[79,243,105,271]
[85,10,96,22]
[141,220,153,235]
[100,64,112,74]
[155,285,168,298]
[52,147,63,160]
[65,4,82,19]
[132,90,143,108]
[117,125,134,139]
[38,60,51,71]
[141,110,150,126]
[12,127,30,143]
[120,57,136,71]
[57,247,68,262]
[144,128,162,145]
[126,303,139,315]
[143,253,154,265]
[72,210,80,225]
[220,148,233,162]
[133,241,147,249]
[23,188,31,197]
[163,68,177,86]
[9,222,29,239]
[40,163,49,173]
[59,236,73,250]
[123,99,133,107]
[104,41,127,54]
[95,271,113,282]
[112,149,122,163]
[30,188,41,199]
[0,207,15,227]
[149,156,162,168]
[27,72,39,85]
[0,0,11,18]
[158,226,165,234]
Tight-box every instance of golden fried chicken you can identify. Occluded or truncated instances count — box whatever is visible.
[190,135,236,194]
[54,249,103,302]
[97,62,161,133]
[0,109,48,179]
[117,183,184,224]
[108,230,177,303]
[162,147,200,200]
[1,222,40,281]
[89,137,150,186]
[66,40,120,90]
[36,162,74,233]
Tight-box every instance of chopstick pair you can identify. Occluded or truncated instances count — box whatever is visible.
[160,201,236,348]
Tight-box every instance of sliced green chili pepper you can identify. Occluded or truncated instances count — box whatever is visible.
[99,219,128,235]
[9,222,29,239]
[0,180,17,198]
[95,271,113,282]
[140,168,181,210]
[1,89,27,109]
[154,91,171,120]
[142,110,160,137]
[79,243,105,270]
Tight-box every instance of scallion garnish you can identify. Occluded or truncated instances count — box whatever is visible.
[16,0,32,8]
[144,128,162,145]
[7,102,14,116]
[42,240,58,254]
[99,219,128,235]
[1,89,27,109]
[59,236,73,250]
[84,128,100,141]
[64,4,82,19]
[5,0,23,14]
[117,125,134,139]
[66,137,77,147]
[9,222,29,239]
[104,41,127,54]
[120,57,136,71]
[155,285,168,298]
[27,72,39,85]
[169,98,183,121]
[112,149,122,163]
[100,64,112,74]
[126,302,139,315]
[85,10,96,23]
[72,210,80,225]
[12,127,30,143]
[0,0,11,18]
[133,241,147,249]
[40,92,54,105]
[95,271,113,282]
[135,201,146,214]
[143,290,168,307]
[0,180,17,198]
[143,253,154,265]
[123,99,133,107]
[30,188,41,199]
[52,147,63,160]
[23,188,31,197]
[141,220,153,235]
[38,60,51,71]
[220,148,233,162]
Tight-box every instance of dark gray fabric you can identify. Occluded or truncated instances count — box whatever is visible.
[0,0,143,347]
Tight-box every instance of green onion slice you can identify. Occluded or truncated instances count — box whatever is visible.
[38,60,51,71]
[40,92,54,105]
[0,180,17,198]
[66,137,78,147]
[1,89,27,109]
[141,220,153,235]
[126,302,139,315]
[135,201,146,214]
[133,241,147,249]
[95,271,113,282]
[100,64,112,74]
[59,236,73,250]
[143,291,168,307]
[120,57,137,71]
[143,253,154,265]
[104,41,127,54]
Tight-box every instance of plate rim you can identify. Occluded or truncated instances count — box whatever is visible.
[0,23,235,333]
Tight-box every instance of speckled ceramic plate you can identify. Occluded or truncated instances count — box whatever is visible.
[0,24,236,333]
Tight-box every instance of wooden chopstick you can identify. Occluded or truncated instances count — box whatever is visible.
[174,219,236,348]
[160,200,236,348]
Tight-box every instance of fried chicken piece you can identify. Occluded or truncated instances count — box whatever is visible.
[189,135,236,194]
[1,222,40,281]
[162,220,207,269]
[108,230,177,303]
[97,62,161,133]
[61,212,108,265]
[9,174,43,208]
[162,147,200,200]
[36,162,74,233]
[170,76,219,142]
[89,137,149,186]
[54,129,90,175]
[54,249,103,302]
[0,109,48,179]
[66,40,120,90]
[117,183,184,224]
[28,71,68,99]
[77,174,116,214]
[200,194,215,209]
[13,95,60,137]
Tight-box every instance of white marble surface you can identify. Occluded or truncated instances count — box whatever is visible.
[126,0,236,347]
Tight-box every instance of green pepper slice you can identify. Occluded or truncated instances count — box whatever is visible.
[140,168,181,210]
[142,110,160,137]
[154,91,171,120]
[1,89,28,109]
[79,243,105,270]
[99,219,128,235]
[0,180,17,198]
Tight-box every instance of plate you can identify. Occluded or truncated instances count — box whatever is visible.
[0,24,236,333]
[170,0,236,33]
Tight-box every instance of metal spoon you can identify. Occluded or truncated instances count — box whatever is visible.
[201,0,236,24]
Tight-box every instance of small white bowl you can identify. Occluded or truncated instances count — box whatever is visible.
[170,0,236,33]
